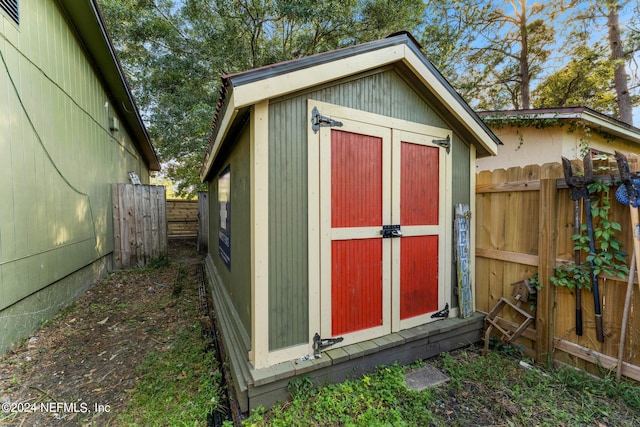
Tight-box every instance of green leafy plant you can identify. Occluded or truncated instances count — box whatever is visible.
[527,273,542,311]
[551,179,628,290]
[287,376,314,400]
[488,337,526,358]
[240,346,640,426]
[148,254,170,269]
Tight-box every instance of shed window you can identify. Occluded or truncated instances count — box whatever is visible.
[0,0,18,25]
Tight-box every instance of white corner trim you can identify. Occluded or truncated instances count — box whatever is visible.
[251,101,270,369]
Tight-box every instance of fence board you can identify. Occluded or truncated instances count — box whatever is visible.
[112,184,167,268]
[537,176,557,364]
[158,190,168,254]
[113,186,123,268]
[125,184,135,267]
[150,188,159,258]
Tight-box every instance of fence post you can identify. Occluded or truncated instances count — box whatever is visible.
[537,177,558,365]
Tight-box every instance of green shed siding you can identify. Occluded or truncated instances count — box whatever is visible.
[208,125,253,337]
[1,0,150,353]
[450,135,471,308]
[268,101,310,351]
[267,68,470,350]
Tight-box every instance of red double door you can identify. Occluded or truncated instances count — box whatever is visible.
[320,117,449,342]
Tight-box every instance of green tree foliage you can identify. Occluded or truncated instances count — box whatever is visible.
[533,43,619,111]
[98,0,427,197]
[458,0,559,110]
[561,0,640,124]
[98,0,640,194]
[418,0,499,88]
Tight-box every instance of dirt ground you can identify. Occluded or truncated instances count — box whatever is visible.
[0,240,206,426]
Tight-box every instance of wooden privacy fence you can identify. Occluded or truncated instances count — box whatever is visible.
[476,161,640,381]
[112,184,167,268]
[167,199,199,239]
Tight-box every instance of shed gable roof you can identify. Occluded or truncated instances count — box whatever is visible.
[57,0,160,171]
[200,32,500,180]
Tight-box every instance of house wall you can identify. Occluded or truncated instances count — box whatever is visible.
[476,125,566,171]
[267,68,472,351]
[0,0,150,353]
[476,123,640,171]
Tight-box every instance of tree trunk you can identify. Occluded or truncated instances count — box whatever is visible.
[519,0,530,109]
[520,28,530,109]
[606,2,633,124]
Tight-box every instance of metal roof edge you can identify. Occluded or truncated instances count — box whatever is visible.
[479,108,640,145]
[226,34,412,87]
[56,0,160,171]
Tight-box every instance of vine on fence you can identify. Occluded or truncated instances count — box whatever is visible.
[551,180,628,290]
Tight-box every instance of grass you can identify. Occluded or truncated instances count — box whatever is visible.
[241,345,640,426]
[113,265,223,427]
[115,323,222,426]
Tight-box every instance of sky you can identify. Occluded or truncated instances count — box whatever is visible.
[496,0,640,125]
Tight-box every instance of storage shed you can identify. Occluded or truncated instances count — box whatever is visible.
[200,32,500,412]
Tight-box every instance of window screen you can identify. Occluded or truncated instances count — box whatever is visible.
[0,0,18,25]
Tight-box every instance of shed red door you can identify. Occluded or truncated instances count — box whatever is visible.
[391,130,445,329]
[330,129,387,336]
[315,102,450,344]
[322,122,392,340]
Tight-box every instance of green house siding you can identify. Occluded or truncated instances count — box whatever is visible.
[0,0,150,353]
[208,125,252,337]
[267,68,471,351]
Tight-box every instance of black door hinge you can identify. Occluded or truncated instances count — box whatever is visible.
[311,107,343,134]
[432,135,451,154]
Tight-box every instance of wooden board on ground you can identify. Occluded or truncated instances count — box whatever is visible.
[455,204,473,318]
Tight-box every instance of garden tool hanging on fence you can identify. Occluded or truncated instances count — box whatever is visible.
[582,153,605,342]
[561,157,584,337]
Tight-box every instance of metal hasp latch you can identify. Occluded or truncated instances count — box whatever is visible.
[380,224,402,238]
[432,135,451,154]
[311,106,343,133]
[313,333,343,357]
